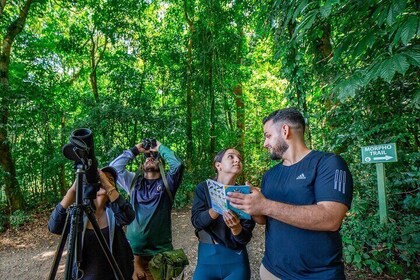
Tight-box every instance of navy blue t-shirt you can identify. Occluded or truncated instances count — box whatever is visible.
[261,150,353,280]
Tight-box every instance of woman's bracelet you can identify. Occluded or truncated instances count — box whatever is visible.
[107,187,117,197]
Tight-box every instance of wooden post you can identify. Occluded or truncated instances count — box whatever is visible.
[376,163,388,223]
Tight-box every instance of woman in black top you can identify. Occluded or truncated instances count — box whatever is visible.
[48,167,135,280]
[191,148,256,280]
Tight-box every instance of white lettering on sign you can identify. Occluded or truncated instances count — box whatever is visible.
[361,143,397,163]
[363,144,393,152]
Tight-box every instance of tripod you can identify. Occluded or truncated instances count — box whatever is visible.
[48,165,124,280]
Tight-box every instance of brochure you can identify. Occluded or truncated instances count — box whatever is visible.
[206,179,251,220]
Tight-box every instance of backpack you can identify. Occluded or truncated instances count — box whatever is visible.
[149,248,189,280]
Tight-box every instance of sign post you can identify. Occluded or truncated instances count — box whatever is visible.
[361,143,397,223]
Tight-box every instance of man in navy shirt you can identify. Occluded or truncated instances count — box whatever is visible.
[110,140,184,280]
[228,108,353,279]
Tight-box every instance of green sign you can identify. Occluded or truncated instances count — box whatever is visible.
[361,143,397,164]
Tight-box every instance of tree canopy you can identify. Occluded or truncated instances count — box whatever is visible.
[0,0,419,278]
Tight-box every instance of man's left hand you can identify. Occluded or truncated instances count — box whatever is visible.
[227,186,267,216]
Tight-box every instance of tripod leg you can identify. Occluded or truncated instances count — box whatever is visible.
[85,207,125,280]
[64,205,84,280]
[48,212,70,280]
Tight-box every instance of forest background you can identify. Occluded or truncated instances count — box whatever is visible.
[0,0,419,278]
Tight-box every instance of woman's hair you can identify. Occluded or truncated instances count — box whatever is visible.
[213,148,229,170]
[213,148,242,180]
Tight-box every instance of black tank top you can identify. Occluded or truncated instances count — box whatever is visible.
[80,226,115,280]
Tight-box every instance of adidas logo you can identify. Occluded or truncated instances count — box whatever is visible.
[296,173,306,180]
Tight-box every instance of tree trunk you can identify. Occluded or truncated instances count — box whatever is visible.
[234,84,245,155]
[89,33,108,103]
[223,94,233,130]
[209,49,215,160]
[184,0,194,171]
[0,0,34,211]
[59,114,67,196]
[89,35,100,103]
[0,0,6,17]
[286,21,311,147]
[234,14,245,156]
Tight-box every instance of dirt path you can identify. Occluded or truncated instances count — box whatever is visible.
[0,208,264,280]
[0,208,393,280]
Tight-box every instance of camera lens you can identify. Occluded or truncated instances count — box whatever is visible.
[142,139,149,150]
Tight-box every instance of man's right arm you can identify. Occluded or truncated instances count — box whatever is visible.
[109,147,138,194]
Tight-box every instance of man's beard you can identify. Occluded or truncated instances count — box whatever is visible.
[144,164,159,172]
[269,139,289,160]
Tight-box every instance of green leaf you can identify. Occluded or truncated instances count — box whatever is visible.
[391,24,403,48]
[333,37,351,62]
[337,78,359,100]
[373,5,387,27]
[403,47,420,67]
[392,53,409,75]
[292,0,309,23]
[319,2,332,18]
[293,9,319,41]
[354,254,362,263]
[284,4,295,27]
[401,16,419,46]
[353,33,375,58]
[387,0,407,26]
[366,60,382,83]
[379,58,396,82]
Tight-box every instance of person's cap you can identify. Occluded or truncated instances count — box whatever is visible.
[101,166,118,182]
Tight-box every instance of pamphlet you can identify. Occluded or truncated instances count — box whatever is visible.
[206,179,251,220]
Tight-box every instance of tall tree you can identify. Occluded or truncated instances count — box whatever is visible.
[233,0,246,155]
[184,0,194,171]
[0,0,35,211]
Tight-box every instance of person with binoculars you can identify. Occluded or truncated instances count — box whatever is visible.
[109,139,184,280]
[48,167,135,280]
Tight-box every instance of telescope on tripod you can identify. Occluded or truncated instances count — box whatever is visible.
[48,128,124,280]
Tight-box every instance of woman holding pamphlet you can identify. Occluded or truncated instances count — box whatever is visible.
[191,148,256,280]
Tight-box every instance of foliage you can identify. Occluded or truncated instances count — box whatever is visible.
[342,212,420,278]
[9,210,31,230]
[0,203,7,232]
[0,0,418,277]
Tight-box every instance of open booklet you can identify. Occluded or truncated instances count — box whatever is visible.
[206,179,251,220]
